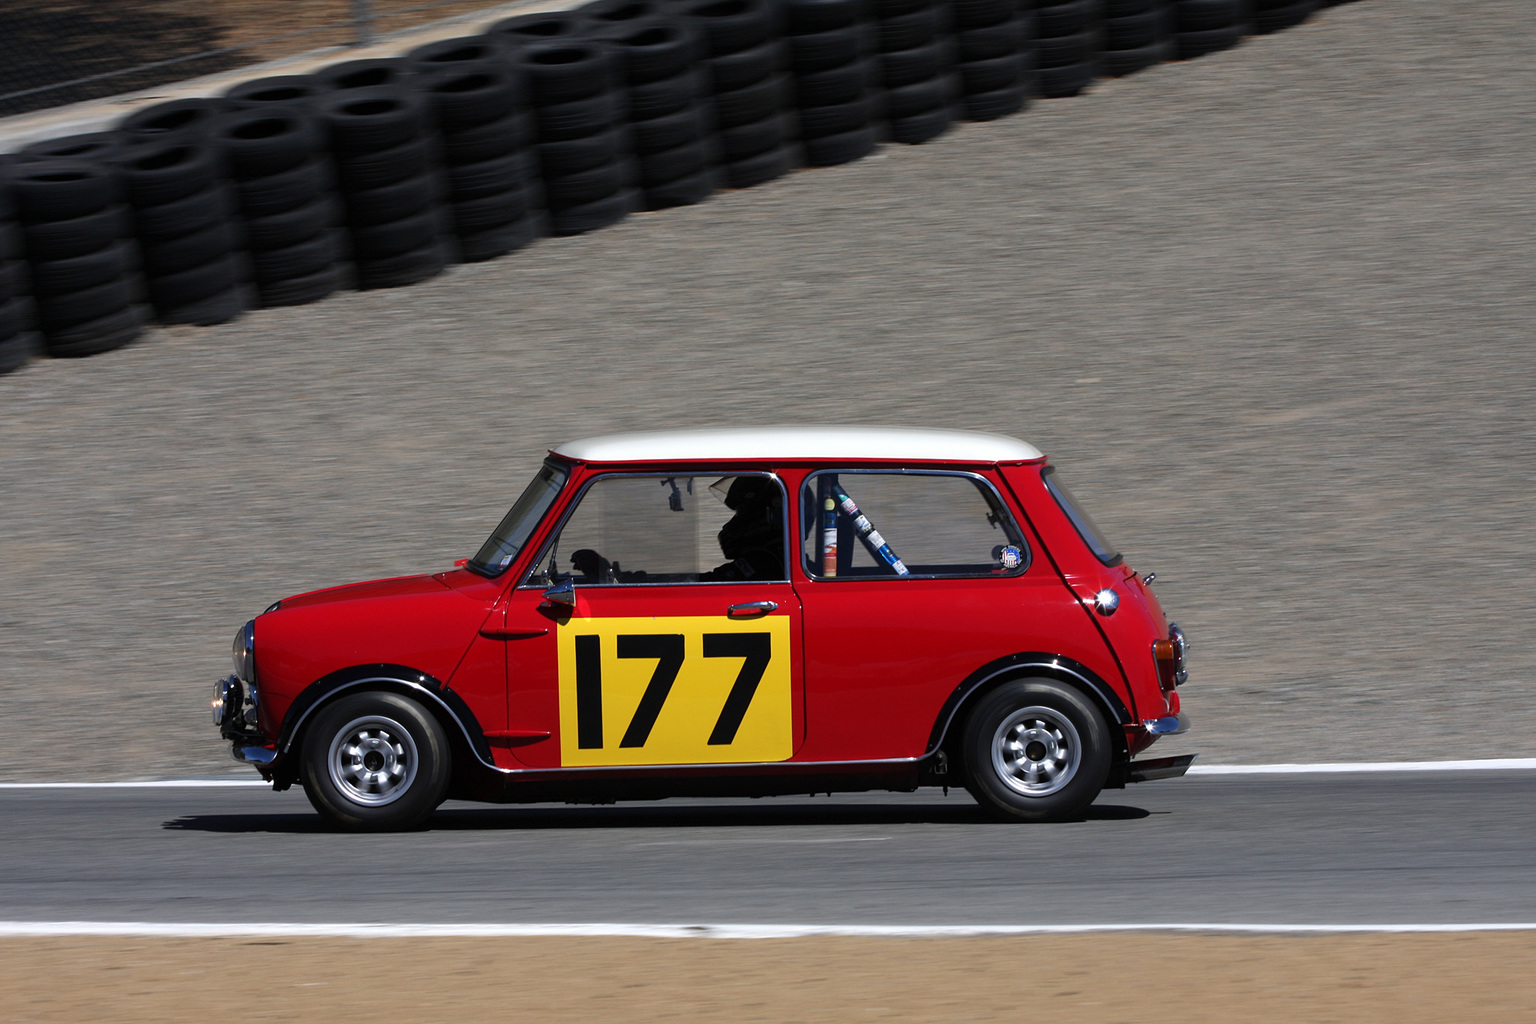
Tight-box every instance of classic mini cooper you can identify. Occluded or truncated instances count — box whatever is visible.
[213,427,1192,830]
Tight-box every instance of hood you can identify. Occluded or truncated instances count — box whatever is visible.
[277,573,452,611]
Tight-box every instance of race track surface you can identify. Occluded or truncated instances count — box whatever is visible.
[5,771,1534,925]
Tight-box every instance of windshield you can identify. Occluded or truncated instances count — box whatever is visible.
[1042,465,1122,566]
[467,461,569,576]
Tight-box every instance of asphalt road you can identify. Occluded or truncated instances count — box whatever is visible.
[3,771,1533,925]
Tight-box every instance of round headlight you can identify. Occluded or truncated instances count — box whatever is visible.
[231,620,255,683]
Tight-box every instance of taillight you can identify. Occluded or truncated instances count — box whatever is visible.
[1152,623,1188,692]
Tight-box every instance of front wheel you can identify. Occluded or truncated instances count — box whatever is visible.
[301,691,451,831]
[962,678,1112,822]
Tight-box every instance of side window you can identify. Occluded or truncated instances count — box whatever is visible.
[525,473,787,586]
[799,472,1028,579]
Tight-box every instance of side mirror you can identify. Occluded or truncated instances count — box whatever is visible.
[542,579,576,608]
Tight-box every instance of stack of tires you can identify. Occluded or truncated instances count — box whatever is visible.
[421,63,545,260]
[211,109,345,307]
[950,0,1035,121]
[1100,0,1170,76]
[120,98,231,144]
[1253,0,1315,33]
[116,141,248,325]
[0,179,39,373]
[585,4,718,209]
[225,75,329,113]
[518,42,638,234]
[1171,0,1248,58]
[6,160,146,358]
[783,0,881,165]
[1036,0,1100,97]
[682,0,797,187]
[488,11,591,47]
[19,132,135,163]
[872,0,956,144]
[321,88,454,288]
[317,58,418,93]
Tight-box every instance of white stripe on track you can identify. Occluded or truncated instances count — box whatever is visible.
[0,922,1533,938]
[1,758,1534,788]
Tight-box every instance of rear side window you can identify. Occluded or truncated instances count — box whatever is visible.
[800,471,1028,579]
[1042,465,1122,566]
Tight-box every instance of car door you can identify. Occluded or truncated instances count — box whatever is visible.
[501,469,804,770]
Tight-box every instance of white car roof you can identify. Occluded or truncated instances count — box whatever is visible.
[553,427,1043,464]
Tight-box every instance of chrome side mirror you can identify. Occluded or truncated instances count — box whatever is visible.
[543,579,576,608]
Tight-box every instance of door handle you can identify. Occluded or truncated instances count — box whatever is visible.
[727,600,778,619]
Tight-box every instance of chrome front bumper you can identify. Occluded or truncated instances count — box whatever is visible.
[1142,712,1190,736]
[211,674,273,766]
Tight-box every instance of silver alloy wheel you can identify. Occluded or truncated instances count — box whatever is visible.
[327,714,419,807]
[990,705,1082,797]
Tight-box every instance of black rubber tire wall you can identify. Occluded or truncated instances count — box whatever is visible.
[872,0,956,144]
[1100,0,1171,77]
[785,0,882,164]
[1035,0,1102,98]
[949,0,1036,122]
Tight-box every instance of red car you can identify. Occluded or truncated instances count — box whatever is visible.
[213,427,1192,830]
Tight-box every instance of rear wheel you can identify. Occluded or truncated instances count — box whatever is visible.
[302,692,450,831]
[962,678,1111,821]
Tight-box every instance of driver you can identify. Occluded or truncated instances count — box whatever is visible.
[702,477,784,581]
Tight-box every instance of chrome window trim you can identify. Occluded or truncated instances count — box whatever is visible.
[799,468,1032,581]
[515,469,792,590]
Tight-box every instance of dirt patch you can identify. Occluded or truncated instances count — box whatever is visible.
[3,933,1535,1022]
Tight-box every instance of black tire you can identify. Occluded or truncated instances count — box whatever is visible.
[8,161,116,223]
[873,0,932,17]
[1038,29,1097,67]
[225,75,326,111]
[956,16,1025,61]
[1036,0,1099,36]
[457,215,541,261]
[0,222,22,263]
[251,230,342,282]
[1255,0,1316,32]
[581,0,670,29]
[887,103,953,143]
[1104,8,1164,48]
[1172,0,1246,30]
[1039,58,1096,95]
[802,123,877,165]
[957,52,1023,93]
[158,283,249,326]
[42,305,145,358]
[785,0,864,33]
[407,34,515,69]
[425,66,525,131]
[322,88,429,155]
[17,207,126,261]
[146,252,242,307]
[343,174,439,224]
[317,57,418,93]
[545,159,631,206]
[36,272,139,330]
[718,111,786,159]
[543,127,632,176]
[139,221,239,275]
[349,209,444,259]
[632,104,710,151]
[535,91,623,140]
[884,74,952,116]
[547,186,636,234]
[230,158,330,217]
[1105,0,1159,14]
[721,143,792,187]
[301,692,451,831]
[602,21,703,84]
[798,94,875,137]
[0,325,38,375]
[258,264,342,307]
[1175,22,1244,57]
[451,185,535,232]
[788,25,867,74]
[961,678,1112,822]
[441,111,535,163]
[681,0,777,57]
[19,132,133,163]
[637,139,710,183]
[876,6,944,53]
[245,196,336,249]
[334,137,435,190]
[643,166,715,208]
[120,98,232,142]
[878,42,947,88]
[1101,39,1166,75]
[443,150,525,200]
[488,11,590,46]
[715,72,788,127]
[118,141,222,208]
[521,43,619,105]
[31,241,134,294]
[794,56,876,105]
[213,112,323,178]
[628,69,706,120]
[961,80,1029,119]
[952,0,1016,29]
[706,40,783,93]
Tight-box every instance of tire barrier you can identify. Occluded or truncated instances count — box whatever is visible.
[321,87,455,288]
[1171,0,1249,59]
[1036,0,1101,98]
[872,0,957,145]
[5,159,146,358]
[783,0,882,165]
[421,63,545,260]
[0,0,1349,371]
[950,0,1036,122]
[681,0,798,187]
[584,4,718,208]
[211,108,346,308]
[1099,0,1170,77]
[518,41,639,234]
[116,140,250,325]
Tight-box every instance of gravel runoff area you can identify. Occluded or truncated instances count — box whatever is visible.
[0,0,1532,780]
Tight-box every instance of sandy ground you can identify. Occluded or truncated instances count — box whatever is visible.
[3,933,1535,1022]
[1,0,1534,778]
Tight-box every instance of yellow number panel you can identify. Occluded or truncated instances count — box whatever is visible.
[556,615,793,767]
